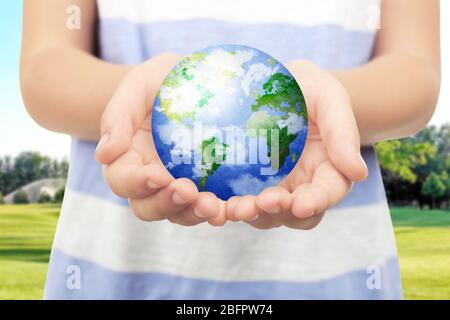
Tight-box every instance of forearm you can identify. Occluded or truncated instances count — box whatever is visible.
[332,0,442,145]
[20,45,131,140]
[333,53,440,146]
[334,54,440,144]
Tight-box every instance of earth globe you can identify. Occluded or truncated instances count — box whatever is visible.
[151,44,308,200]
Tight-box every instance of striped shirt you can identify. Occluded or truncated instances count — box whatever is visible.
[44,0,403,299]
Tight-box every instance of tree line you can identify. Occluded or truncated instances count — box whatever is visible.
[375,123,450,209]
[0,151,68,202]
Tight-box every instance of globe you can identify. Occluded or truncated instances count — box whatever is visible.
[152,45,308,200]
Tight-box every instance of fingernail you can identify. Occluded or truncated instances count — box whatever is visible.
[266,206,280,214]
[357,153,368,170]
[349,181,355,192]
[248,214,260,222]
[172,192,186,205]
[193,207,205,219]
[309,211,316,217]
[147,180,161,190]
[96,133,110,151]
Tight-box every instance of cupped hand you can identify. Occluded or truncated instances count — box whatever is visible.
[95,53,226,226]
[226,60,368,229]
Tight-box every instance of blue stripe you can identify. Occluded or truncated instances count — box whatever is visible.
[66,139,386,208]
[98,18,376,68]
[44,248,402,300]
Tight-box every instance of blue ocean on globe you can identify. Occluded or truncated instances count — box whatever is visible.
[152,44,308,200]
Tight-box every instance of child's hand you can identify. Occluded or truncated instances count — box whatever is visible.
[226,60,368,230]
[95,53,226,226]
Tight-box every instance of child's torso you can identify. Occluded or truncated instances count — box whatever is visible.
[44,0,403,300]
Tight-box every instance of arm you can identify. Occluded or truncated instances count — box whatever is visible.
[333,0,441,145]
[20,0,130,140]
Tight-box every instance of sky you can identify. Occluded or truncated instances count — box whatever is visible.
[0,1,449,159]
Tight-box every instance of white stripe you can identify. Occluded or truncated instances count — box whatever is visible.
[96,0,380,32]
[53,190,396,282]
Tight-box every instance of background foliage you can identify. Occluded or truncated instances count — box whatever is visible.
[0,152,68,196]
[375,123,450,208]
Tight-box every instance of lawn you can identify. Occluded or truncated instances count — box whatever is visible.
[0,205,448,299]
[0,204,59,299]
[390,208,450,299]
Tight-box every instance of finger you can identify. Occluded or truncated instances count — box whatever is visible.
[104,161,173,199]
[291,160,351,218]
[160,192,223,227]
[225,196,241,221]
[169,192,226,226]
[167,206,205,226]
[208,200,228,227]
[246,212,283,230]
[314,80,368,182]
[234,195,259,222]
[255,186,292,215]
[287,61,367,182]
[95,75,148,165]
[192,192,221,219]
[129,178,199,221]
[96,53,183,165]
[283,212,325,230]
[251,187,292,229]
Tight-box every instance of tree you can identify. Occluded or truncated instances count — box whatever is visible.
[421,173,446,209]
[53,187,65,203]
[13,189,29,204]
[375,123,450,208]
[412,125,450,208]
[38,191,52,204]
[375,139,436,183]
[440,171,450,207]
[0,192,4,205]
[0,152,69,196]
[375,137,436,206]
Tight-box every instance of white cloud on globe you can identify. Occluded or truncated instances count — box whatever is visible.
[241,63,277,96]
[277,112,305,135]
[203,48,254,77]
[228,174,286,196]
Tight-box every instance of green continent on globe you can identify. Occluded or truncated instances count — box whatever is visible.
[245,72,306,170]
[199,137,229,189]
[252,72,307,121]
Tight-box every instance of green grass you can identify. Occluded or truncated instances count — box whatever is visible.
[390,207,450,300]
[0,204,60,299]
[0,204,448,299]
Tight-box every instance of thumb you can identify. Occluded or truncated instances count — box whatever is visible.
[287,60,368,182]
[95,111,135,165]
[95,53,183,165]
[315,82,368,182]
[95,71,148,164]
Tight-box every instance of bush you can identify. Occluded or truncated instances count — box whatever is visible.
[53,187,65,203]
[13,189,29,204]
[0,192,4,204]
[38,191,52,204]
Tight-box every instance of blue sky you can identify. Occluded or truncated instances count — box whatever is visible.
[0,1,448,159]
[0,1,70,159]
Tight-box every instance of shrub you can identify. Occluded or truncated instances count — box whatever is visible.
[0,192,4,204]
[38,191,52,203]
[53,187,65,203]
[13,189,29,204]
